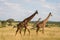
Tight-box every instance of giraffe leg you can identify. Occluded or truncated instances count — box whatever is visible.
[24,27,27,36]
[19,27,22,36]
[42,25,45,34]
[42,27,44,33]
[25,24,30,35]
[15,28,19,36]
[36,27,40,35]
[13,26,16,29]
[26,27,30,35]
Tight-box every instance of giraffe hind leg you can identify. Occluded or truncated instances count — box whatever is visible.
[26,27,30,35]
[24,27,27,36]
[15,28,19,36]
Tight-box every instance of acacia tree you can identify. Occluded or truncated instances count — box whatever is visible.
[7,18,14,26]
[1,21,7,27]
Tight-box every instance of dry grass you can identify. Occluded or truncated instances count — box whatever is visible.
[0,26,60,40]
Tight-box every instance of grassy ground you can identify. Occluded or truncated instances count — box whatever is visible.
[0,26,60,40]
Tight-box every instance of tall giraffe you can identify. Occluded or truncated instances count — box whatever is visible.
[15,10,38,36]
[36,12,52,34]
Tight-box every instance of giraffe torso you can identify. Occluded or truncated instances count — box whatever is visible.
[37,21,46,28]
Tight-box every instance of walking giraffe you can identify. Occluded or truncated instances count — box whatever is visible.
[36,12,52,34]
[15,10,38,36]
[31,18,41,29]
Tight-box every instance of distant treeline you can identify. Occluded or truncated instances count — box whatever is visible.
[0,18,60,28]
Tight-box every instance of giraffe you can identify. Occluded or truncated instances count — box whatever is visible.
[35,18,41,25]
[36,12,52,34]
[15,10,38,36]
[31,18,41,29]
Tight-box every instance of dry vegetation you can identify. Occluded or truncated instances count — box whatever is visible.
[0,26,60,40]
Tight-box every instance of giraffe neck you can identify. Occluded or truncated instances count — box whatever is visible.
[36,18,40,24]
[33,18,40,27]
[44,14,51,23]
[23,12,37,23]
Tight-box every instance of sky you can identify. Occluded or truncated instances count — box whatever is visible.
[0,0,60,21]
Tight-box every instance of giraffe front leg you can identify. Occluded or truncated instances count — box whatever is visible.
[24,24,30,36]
[42,25,45,34]
[36,27,40,35]
[42,27,44,34]
[19,28,22,36]
[26,24,30,35]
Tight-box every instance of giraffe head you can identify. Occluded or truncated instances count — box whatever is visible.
[49,12,52,16]
[35,10,38,14]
